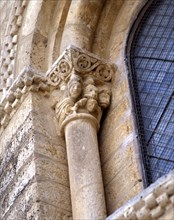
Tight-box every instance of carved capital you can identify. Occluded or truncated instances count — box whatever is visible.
[46,46,115,132]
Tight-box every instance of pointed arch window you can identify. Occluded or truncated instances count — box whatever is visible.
[127,0,174,185]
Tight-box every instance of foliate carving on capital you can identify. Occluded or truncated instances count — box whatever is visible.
[46,46,115,130]
[47,46,114,88]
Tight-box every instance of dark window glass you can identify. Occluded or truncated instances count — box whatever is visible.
[129,0,174,184]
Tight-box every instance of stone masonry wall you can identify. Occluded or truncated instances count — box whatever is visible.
[0,0,157,219]
[98,0,147,215]
[0,92,72,220]
[0,93,37,219]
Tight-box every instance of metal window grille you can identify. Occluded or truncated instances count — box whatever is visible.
[128,0,174,185]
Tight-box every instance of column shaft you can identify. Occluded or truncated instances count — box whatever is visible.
[47,46,114,218]
[65,117,106,219]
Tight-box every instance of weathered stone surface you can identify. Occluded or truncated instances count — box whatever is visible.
[30,32,48,71]
[107,171,174,220]
[65,118,106,219]
[38,202,72,220]
[37,181,71,211]
[60,0,104,52]
[1,1,173,220]
[30,91,72,217]
[0,0,28,91]
[0,89,71,219]
[33,131,67,165]
[35,157,69,186]
[0,1,13,51]
[4,183,38,220]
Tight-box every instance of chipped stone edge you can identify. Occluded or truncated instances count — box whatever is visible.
[0,66,50,133]
[107,170,174,220]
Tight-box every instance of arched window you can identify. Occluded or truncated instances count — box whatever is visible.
[127,0,174,185]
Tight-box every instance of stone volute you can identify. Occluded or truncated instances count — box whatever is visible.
[47,45,115,219]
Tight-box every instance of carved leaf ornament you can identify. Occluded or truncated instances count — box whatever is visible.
[46,46,115,129]
[47,46,113,88]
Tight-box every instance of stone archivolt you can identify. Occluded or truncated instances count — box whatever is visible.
[47,46,115,131]
[0,0,28,92]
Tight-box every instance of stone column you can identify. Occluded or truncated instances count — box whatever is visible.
[63,114,105,219]
[47,45,115,219]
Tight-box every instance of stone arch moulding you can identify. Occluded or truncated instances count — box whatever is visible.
[14,0,147,76]
[0,0,159,218]
[16,0,105,76]
[15,0,72,75]
[16,0,52,75]
[96,0,150,214]
[125,0,154,188]
[15,0,125,77]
